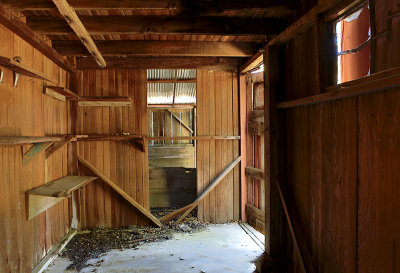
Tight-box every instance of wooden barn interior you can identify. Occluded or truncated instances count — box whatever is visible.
[0,0,399,272]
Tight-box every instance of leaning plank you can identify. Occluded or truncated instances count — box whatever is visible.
[52,0,106,67]
[161,156,241,223]
[23,142,55,165]
[276,179,316,273]
[32,230,77,273]
[245,203,265,222]
[27,176,97,197]
[45,135,73,158]
[77,155,163,227]
[276,68,400,109]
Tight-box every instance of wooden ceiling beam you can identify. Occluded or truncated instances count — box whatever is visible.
[0,0,296,11]
[51,0,106,67]
[27,16,286,36]
[0,3,75,73]
[53,40,259,57]
[75,57,243,70]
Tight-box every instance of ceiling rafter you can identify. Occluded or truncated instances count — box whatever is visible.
[26,16,286,36]
[52,40,259,57]
[51,0,106,67]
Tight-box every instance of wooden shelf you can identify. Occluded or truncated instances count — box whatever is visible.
[77,97,131,107]
[0,136,64,145]
[44,86,80,101]
[28,176,97,197]
[0,56,57,83]
[27,176,97,220]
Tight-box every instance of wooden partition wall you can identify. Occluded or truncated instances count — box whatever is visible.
[196,70,240,223]
[75,69,150,228]
[0,24,70,272]
[263,1,400,272]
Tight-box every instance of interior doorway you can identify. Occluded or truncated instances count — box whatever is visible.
[146,69,197,211]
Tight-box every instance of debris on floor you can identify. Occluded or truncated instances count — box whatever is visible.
[59,220,207,271]
[46,223,263,273]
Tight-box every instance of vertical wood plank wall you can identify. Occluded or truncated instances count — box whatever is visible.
[75,70,150,228]
[196,70,240,223]
[270,2,400,272]
[0,24,70,272]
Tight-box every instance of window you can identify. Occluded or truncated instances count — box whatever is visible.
[334,2,371,84]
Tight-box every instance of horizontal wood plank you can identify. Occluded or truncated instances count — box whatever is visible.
[0,136,64,145]
[248,120,264,135]
[76,57,242,70]
[53,40,259,57]
[277,68,400,109]
[28,16,286,36]
[77,97,131,107]
[245,166,264,180]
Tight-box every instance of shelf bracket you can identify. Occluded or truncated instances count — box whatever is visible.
[13,71,20,88]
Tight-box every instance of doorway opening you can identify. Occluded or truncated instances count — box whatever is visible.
[147,69,197,213]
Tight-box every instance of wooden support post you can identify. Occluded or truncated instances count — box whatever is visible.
[160,156,241,223]
[264,46,286,256]
[52,0,106,67]
[77,155,163,227]
[23,142,55,165]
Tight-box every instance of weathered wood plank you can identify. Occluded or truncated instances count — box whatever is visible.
[53,41,258,57]
[27,176,97,197]
[28,16,286,36]
[77,154,163,227]
[245,166,264,180]
[0,2,75,73]
[51,0,106,67]
[23,142,55,165]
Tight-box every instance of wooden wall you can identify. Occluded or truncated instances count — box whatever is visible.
[75,69,150,228]
[196,70,240,223]
[269,1,400,272]
[0,24,70,272]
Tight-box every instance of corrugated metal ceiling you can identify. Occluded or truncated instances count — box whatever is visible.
[147,69,196,105]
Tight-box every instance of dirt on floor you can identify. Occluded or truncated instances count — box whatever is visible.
[60,219,207,272]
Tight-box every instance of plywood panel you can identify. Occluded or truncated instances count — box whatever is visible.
[196,70,240,223]
[0,23,70,272]
[76,69,150,228]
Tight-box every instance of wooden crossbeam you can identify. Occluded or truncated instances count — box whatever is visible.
[27,16,286,36]
[147,135,240,141]
[23,142,55,165]
[245,166,264,180]
[0,0,296,11]
[248,120,264,135]
[77,155,163,227]
[160,156,241,223]
[277,67,400,109]
[0,3,76,73]
[76,57,242,70]
[51,0,106,67]
[53,41,259,57]
[76,97,131,107]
